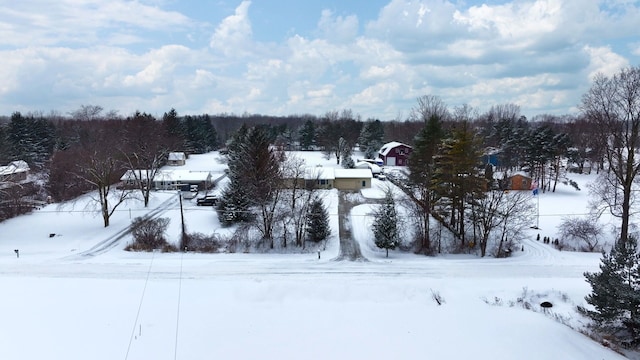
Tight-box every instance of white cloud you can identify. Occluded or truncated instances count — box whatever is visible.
[209,1,253,57]
[317,9,359,43]
[584,45,629,79]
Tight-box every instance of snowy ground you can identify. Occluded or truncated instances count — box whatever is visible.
[0,151,630,360]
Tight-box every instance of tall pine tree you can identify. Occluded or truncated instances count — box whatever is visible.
[306,196,330,243]
[373,191,400,257]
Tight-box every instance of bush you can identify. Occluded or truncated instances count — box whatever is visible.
[126,217,175,252]
[183,232,222,253]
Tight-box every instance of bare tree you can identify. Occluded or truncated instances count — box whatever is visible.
[120,111,174,207]
[69,105,104,121]
[471,189,534,257]
[70,121,132,227]
[558,217,603,252]
[493,190,535,257]
[410,95,450,122]
[581,66,640,243]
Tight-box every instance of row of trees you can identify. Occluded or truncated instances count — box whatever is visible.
[217,125,331,249]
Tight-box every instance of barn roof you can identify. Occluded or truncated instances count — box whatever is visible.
[379,141,412,156]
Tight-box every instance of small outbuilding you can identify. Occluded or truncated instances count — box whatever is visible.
[0,160,30,182]
[508,173,533,191]
[167,152,187,166]
[378,142,412,166]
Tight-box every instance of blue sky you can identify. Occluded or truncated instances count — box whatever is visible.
[0,0,638,120]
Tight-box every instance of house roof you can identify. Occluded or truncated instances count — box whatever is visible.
[334,168,373,179]
[121,169,212,182]
[303,166,335,180]
[379,141,412,156]
[0,160,30,176]
[155,169,212,182]
[168,152,186,161]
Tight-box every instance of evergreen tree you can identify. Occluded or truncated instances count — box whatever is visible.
[582,236,640,346]
[298,119,316,150]
[358,119,385,158]
[305,196,330,243]
[373,191,400,257]
[7,112,55,168]
[407,114,444,254]
[432,120,484,247]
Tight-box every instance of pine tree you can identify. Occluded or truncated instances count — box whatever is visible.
[306,196,330,243]
[582,236,640,346]
[373,191,400,257]
[358,119,384,159]
[299,119,316,150]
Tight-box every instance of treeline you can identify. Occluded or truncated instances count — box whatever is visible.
[0,100,604,225]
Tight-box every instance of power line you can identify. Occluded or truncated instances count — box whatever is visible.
[174,250,184,360]
[125,251,155,360]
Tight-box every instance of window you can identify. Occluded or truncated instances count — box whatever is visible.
[362,180,366,187]
[319,179,327,185]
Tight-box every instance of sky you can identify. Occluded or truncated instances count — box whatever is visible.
[0,0,638,120]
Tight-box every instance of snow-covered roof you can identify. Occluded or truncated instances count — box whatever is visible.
[155,169,212,182]
[168,152,186,161]
[303,166,335,180]
[120,169,155,181]
[354,161,381,174]
[334,168,372,179]
[121,169,212,182]
[0,160,30,176]
[379,141,412,156]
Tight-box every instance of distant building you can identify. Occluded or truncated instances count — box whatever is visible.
[167,152,187,166]
[286,167,372,190]
[508,172,533,191]
[378,142,412,166]
[0,160,30,182]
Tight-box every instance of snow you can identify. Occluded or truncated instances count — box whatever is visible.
[0,151,629,360]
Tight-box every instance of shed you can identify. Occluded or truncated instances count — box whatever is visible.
[167,152,187,166]
[378,142,412,166]
[508,173,533,191]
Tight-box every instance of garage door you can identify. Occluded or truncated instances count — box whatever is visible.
[387,157,396,166]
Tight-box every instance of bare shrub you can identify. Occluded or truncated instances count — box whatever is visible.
[558,216,603,252]
[126,217,175,251]
[183,232,222,253]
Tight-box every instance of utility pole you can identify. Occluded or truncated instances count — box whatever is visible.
[179,191,186,248]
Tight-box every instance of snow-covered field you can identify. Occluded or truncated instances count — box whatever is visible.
[0,151,629,360]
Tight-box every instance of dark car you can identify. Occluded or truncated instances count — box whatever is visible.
[196,195,218,206]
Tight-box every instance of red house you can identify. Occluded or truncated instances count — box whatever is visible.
[378,142,412,166]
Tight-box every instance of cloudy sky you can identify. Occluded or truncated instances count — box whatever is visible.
[0,0,638,120]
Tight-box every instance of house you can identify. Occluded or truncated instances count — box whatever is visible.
[378,142,412,166]
[0,160,30,182]
[120,169,213,191]
[167,152,187,166]
[508,172,533,191]
[285,167,372,191]
[302,166,335,189]
[334,168,372,190]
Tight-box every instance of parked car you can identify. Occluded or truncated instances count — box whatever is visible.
[377,174,387,181]
[196,195,218,206]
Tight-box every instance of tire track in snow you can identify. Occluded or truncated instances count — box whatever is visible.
[67,196,177,259]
